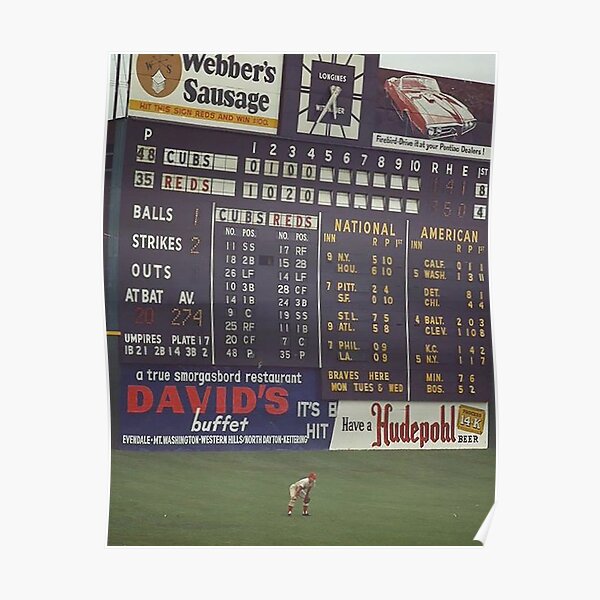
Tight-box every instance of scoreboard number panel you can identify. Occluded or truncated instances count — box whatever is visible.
[114,123,493,398]
[105,53,495,452]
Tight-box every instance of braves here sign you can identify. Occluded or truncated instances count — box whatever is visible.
[129,54,283,134]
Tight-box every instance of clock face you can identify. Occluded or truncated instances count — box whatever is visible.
[297,54,365,140]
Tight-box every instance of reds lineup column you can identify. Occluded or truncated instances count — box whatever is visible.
[211,206,320,367]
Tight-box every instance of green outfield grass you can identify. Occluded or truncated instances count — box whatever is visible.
[107,449,495,546]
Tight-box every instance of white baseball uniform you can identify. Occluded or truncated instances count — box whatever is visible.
[289,477,315,506]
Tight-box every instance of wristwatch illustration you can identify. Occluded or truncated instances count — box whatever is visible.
[314,85,342,127]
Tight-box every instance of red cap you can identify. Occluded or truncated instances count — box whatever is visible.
[308,472,317,480]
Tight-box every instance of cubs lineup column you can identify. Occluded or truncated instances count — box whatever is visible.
[211,205,320,367]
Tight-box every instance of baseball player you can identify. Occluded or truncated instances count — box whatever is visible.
[287,472,317,516]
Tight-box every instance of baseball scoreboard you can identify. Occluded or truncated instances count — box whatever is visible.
[104,54,495,451]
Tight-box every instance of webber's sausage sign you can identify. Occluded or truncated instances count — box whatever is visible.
[128,54,284,134]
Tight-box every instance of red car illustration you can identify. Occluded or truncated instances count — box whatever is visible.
[384,75,476,139]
